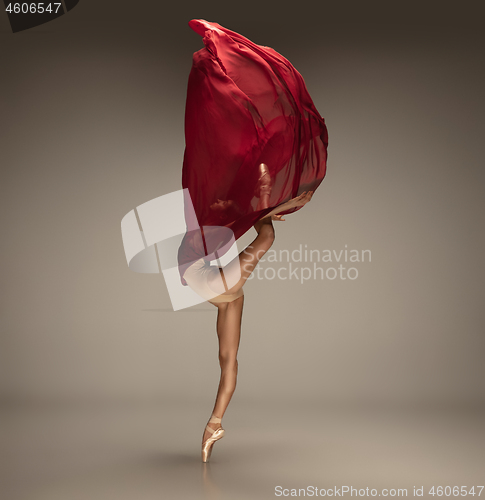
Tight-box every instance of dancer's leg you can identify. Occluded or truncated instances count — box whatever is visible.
[207,216,275,297]
[207,192,314,297]
[202,294,244,444]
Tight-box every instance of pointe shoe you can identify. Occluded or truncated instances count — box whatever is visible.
[202,415,225,463]
[255,163,273,198]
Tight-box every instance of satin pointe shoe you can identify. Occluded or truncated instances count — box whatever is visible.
[255,163,273,198]
[202,415,225,463]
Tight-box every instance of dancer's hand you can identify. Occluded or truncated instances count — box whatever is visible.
[269,191,314,220]
[257,191,314,223]
[271,214,286,221]
[284,191,314,209]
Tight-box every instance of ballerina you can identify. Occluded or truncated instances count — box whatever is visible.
[177,19,328,462]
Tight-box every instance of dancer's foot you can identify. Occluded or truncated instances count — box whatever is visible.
[202,420,222,445]
[255,163,273,211]
[201,415,225,462]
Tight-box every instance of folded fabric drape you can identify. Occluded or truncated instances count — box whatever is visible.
[178,19,328,284]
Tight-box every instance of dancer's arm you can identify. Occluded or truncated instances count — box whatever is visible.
[261,191,314,221]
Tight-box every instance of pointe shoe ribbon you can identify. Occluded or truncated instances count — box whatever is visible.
[202,415,225,462]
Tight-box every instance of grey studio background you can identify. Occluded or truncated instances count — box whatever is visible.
[1,1,484,499]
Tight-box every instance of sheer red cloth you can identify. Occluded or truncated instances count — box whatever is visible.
[178,19,328,284]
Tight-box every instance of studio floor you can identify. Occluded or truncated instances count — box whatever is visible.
[2,399,484,500]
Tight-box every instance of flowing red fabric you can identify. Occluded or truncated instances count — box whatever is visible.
[178,19,328,283]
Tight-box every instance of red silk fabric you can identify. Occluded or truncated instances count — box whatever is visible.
[178,19,328,283]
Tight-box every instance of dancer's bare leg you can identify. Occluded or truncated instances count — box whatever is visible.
[202,294,244,443]
[201,218,273,443]
[200,190,313,449]
[205,216,275,297]
[200,217,272,446]
[209,191,314,296]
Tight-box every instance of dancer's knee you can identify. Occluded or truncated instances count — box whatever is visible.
[218,352,238,371]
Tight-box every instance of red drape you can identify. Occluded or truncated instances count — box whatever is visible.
[178,19,328,283]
